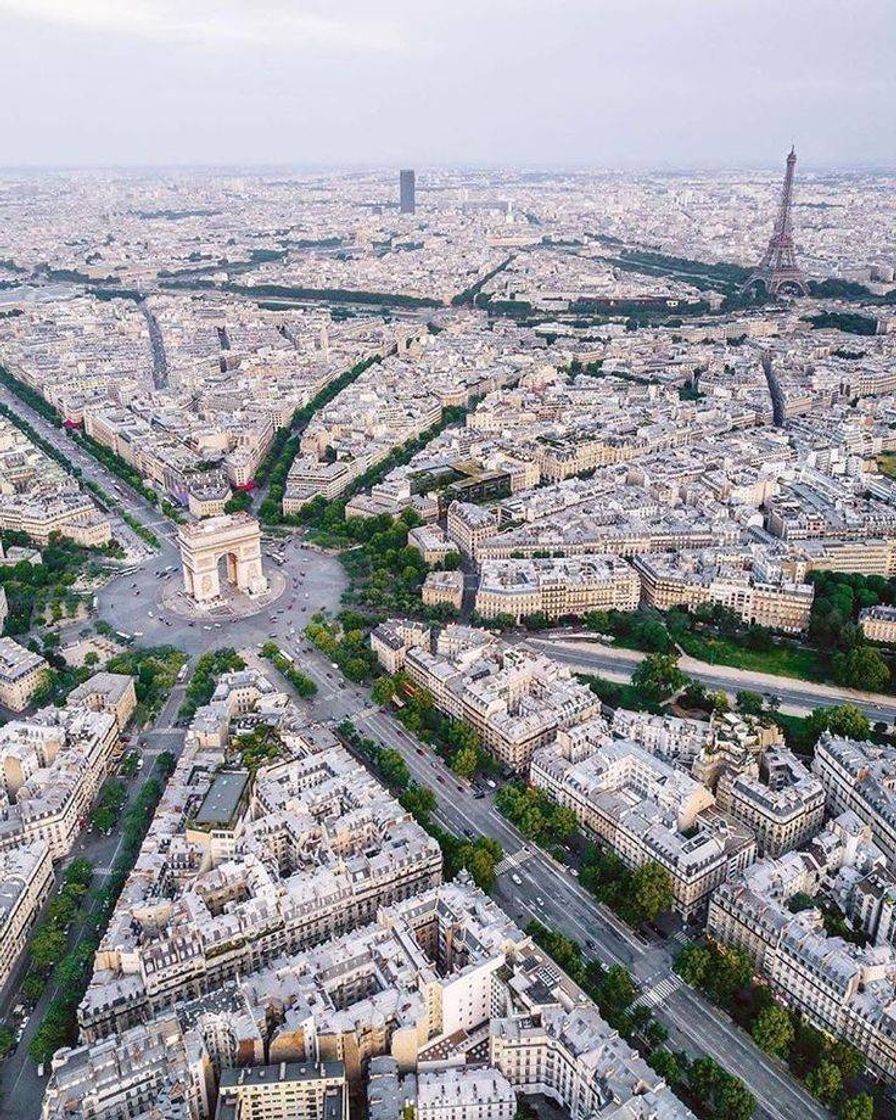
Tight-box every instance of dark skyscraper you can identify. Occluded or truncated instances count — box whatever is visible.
[399,169,416,214]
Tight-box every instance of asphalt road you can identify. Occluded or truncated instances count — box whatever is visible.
[529,635,896,725]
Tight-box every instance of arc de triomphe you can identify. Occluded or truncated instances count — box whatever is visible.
[177,513,268,603]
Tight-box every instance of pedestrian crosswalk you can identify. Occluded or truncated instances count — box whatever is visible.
[496,847,536,877]
[634,974,682,1010]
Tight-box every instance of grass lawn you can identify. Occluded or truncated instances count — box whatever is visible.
[877,453,896,482]
[678,631,828,683]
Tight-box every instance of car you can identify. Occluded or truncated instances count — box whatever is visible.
[569,868,579,878]
[37,1063,45,1078]
[511,873,522,886]
[486,779,497,789]
[416,748,424,756]
[456,784,464,793]
[585,938,595,950]
[436,775,446,785]
[535,896,545,907]
[474,791,486,799]
[463,828,474,838]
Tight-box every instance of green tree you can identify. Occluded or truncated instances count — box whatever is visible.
[735,690,765,716]
[751,1004,794,1056]
[714,1074,757,1120]
[630,653,687,705]
[597,965,637,1024]
[399,784,437,824]
[831,644,890,692]
[807,703,871,744]
[451,745,479,779]
[648,1047,686,1088]
[372,676,396,706]
[806,1060,843,1106]
[30,926,67,970]
[674,944,712,988]
[824,1038,864,1082]
[629,861,674,923]
[0,1024,16,1056]
[839,1094,874,1120]
[378,748,410,791]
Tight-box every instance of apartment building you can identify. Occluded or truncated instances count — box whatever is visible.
[708,813,896,1083]
[0,706,120,860]
[713,749,825,858]
[65,672,137,731]
[421,569,464,611]
[474,555,640,622]
[0,840,53,994]
[813,734,896,866]
[532,727,756,918]
[216,1063,347,1120]
[392,627,600,771]
[634,548,815,632]
[370,619,431,675]
[446,501,499,559]
[0,637,47,712]
[407,524,460,566]
[859,604,896,644]
[51,880,693,1120]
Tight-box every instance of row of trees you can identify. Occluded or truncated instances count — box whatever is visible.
[675,942,874,1118]
[336,719,503,891]
[260,641,318,698]
[257,355,382,522]
[526,919,755,1120]
[377,673,494,778]
[580,844,674,927]
[495,783,579,851]
[29,767,167,1064]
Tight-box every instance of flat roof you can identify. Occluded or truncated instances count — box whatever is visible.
[193,770,250,827]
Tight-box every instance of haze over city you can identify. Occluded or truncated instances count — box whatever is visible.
[2,0,894,168]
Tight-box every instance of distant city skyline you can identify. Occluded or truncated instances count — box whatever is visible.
[1,0,893,169]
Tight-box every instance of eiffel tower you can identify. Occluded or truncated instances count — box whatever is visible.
[743,148,809,298]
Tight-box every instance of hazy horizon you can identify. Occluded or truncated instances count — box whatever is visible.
[2,0,894,170]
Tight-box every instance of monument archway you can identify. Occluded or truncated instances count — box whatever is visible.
[177,513,268,604]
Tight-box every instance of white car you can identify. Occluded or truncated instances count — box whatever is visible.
[511,873,522,886]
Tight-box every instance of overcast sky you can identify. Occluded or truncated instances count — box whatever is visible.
[2,0,893,170]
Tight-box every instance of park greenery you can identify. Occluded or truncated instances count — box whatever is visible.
[805,310,878,336]
[675,941,874,1117]
[305,611,380,681]
[106,644,188,723]
[177,648,245,720]
[232,724,287,772]
[0,532,107,635]
[585,588,896,695]
[260,641,318,698]
[527,919,754,1120]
